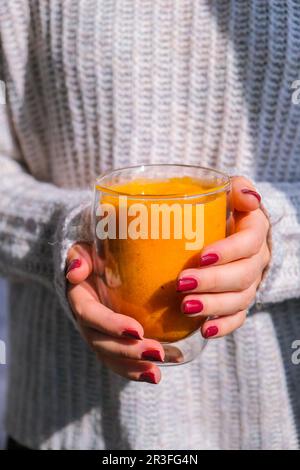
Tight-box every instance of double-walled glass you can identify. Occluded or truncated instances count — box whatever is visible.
[92,164,231,365]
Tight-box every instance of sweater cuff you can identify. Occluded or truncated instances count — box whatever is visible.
[53,190,93,327]
[254,183,285,307]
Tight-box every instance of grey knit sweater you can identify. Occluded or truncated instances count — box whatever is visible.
[0,0,300,450]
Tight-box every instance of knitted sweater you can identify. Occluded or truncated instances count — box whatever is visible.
[1,0,300,450]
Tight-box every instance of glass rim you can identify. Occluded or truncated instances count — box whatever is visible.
[95,164,231,200]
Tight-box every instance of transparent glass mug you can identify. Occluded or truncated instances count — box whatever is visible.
[92,165,231,365]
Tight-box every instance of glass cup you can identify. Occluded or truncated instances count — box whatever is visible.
[92,164,231,365]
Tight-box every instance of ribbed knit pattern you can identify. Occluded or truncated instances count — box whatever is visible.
[0,0,300,449]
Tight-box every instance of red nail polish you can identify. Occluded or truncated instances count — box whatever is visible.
[200,253,219,266]
[66,259,81,274]
[203,325,219,338]
[139,371,157,384]
[183,299,203,314]
[122,329,142,340]
[176,277,198,292]
[141,350,164,362]
[241,188,261,203]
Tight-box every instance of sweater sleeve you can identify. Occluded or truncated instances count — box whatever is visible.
[255,181,300,306]
[0,99,93,324]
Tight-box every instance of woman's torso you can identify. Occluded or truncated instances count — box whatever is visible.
[1,0,300,186]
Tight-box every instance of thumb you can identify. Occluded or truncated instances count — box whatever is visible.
[66,243,93,284]
[231,176,261,212]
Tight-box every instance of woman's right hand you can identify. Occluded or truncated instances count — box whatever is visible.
[66,243,164,384]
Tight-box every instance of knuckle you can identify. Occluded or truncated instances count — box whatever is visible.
[240,289,255,310]
[239,269,255,290]
[249,235,262,256]
[72,301,86,323]
[208,270,219,291]
[263,243,271,267]
[211,296,222,315]
[240,311,247,325]
[236,319,245,331]
[70,300,82,320]
[262,211,270,232]
[233,311,247,332]
[76,299,96,326]
[120,347,137,361]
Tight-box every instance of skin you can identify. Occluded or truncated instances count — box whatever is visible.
[66,176,270,384]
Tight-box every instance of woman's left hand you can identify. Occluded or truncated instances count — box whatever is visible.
[177,176,271,339]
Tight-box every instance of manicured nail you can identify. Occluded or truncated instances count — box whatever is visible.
[182,299,204,315]
[66,259,81,275]
[241,188,261,203]
[141,349,164,362]
[200,253,219,267]
[139,371,157,384]
[122,329,142,340]
[203,325,219,338]
[176,277,198,292]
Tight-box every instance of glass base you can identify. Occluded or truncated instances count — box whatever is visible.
[160,330,207,366]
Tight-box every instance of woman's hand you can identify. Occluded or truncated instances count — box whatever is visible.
[66,243,164,384]
[177,176,271,339]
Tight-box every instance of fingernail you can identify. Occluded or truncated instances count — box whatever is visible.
[122,329,142,340]
[141,349,164,362]
[66,259,81,275]
[241,188,261,203]
[176,277,198,292]
[139,371,157,384]
[182,299,204,315]
[200,253,219,267]
[203,325,219,338]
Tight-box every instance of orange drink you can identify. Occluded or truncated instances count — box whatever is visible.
[93,165,231,364]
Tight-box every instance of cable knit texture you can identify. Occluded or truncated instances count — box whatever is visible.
[0,0,300,449]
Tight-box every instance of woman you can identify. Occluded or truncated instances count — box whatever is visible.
[0,1,299,449]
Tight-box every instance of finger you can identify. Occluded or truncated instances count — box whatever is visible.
[231,176,261,212]
[68,282,144,339]
[178,255,261,293]
[97,354,161,384]
[86,329,165,362]
[180,283,257,317]
[201,310,247,339]
[66,243,93,284]
[199,209,269,266]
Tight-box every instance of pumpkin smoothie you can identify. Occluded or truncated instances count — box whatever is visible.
[94,176,229,343]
